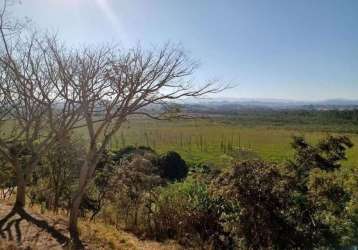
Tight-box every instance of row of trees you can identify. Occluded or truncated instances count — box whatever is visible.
[0,1,220,247]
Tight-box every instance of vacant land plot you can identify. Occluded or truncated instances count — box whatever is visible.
[94,117,358,168]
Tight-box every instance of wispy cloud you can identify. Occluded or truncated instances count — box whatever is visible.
[94,0,128,45]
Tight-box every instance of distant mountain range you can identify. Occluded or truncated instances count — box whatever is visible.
[182,98,358,111]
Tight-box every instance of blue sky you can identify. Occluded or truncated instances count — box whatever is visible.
[14,0,358,100]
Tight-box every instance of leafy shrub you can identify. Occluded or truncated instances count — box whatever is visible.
[159,151,188,181]
[146,179,235,249]
[28,137,84,212]
[189,162,222,185]
[307,168,357,247]
[287,135,357,248]
[94,147,191,232]
[104,154,165,231]
[289,135,353,180]
[211,135,358,249]
[213,160,296,249]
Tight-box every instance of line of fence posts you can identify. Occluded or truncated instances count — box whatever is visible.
[109,131,253,155]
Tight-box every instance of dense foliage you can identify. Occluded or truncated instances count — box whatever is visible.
[158,151,188,181]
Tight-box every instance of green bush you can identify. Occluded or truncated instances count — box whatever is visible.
[210,135,358,249]
[287,135,357,248]
[103,154,165,232]
[213,160,296,249]
[147,179,235,249]
[159,151,188,181]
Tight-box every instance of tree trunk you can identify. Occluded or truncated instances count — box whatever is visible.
[69,157,97,249]
[69,160,89,249]
[53,187,60,213]
[15,175,26,209]
[69,190,85,249]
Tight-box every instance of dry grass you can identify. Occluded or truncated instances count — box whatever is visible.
[80,220,182,250]
[0,199,182,250]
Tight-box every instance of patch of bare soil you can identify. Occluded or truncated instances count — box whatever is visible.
[0,200,68,250]
[0,200,183,250]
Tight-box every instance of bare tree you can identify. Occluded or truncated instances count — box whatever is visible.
[0,2,225,247]
[57,44,223,246]
[0,0,81,213]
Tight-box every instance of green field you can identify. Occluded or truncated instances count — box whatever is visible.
[104,117,358,168]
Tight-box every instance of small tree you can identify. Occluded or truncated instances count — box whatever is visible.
[107,154,164,230]
[287,135,355,248]
[0,0,82,212]
[214,160,297,249]
[57,44,223,246]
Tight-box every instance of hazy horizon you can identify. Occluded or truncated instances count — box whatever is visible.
[14,0,358,101]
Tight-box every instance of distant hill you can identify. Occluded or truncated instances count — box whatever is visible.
[182,98,358,112]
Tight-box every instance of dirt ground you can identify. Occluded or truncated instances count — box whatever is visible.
[0,199,182,250]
